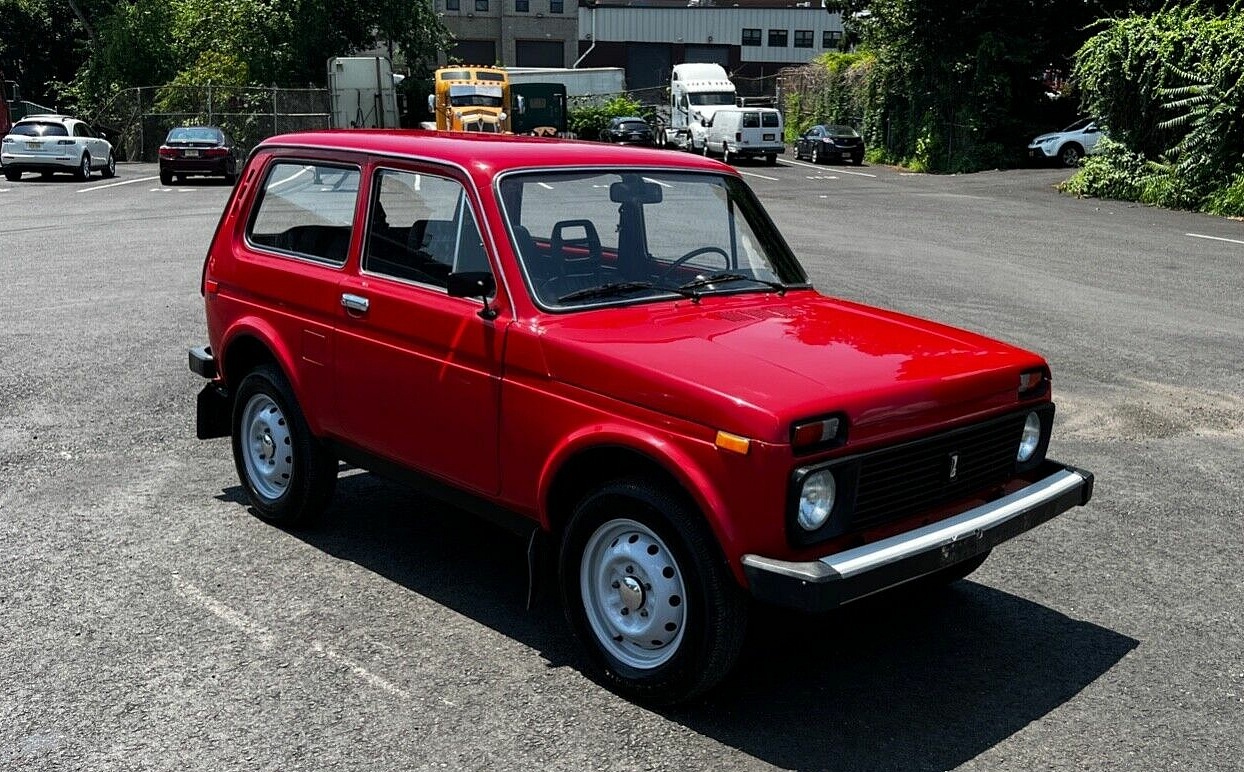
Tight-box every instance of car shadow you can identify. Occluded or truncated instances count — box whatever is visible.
[228,472,1136,771]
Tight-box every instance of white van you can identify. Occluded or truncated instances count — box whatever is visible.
[702,107,784,164]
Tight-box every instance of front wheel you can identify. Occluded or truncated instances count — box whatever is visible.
[721,146,731,164]
[1059,143,1084,167]
[231,363,337,526]
[811,146,821,164]
[101,151,116,178]
[559,479,747,704]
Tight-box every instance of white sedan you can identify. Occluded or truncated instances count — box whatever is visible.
[1028,118,1106,167]
[1,114,116,181]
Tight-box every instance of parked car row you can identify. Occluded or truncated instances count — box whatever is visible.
[1,115,241,183]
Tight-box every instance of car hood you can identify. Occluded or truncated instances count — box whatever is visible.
[534,292,1046,445]
[1030,132,1062,144]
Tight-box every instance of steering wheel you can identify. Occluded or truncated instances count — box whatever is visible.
[658,246,730,282]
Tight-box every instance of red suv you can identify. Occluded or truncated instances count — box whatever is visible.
[190,131,1093,703]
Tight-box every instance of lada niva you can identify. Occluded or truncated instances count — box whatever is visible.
[190,131,1094,703]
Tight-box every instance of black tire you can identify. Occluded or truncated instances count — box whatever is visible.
[701,140,710,157]
[811,146,821,164]
[160,169,173,186]
[101,151,116,178]
[851,154,864,166]
[3,168,19,182]
[1059,143,1084,167]
[231,363,337,526]
[765,153,777,166]
[559,478,748,704]
[721,146,731,164]
[76,152,91,181]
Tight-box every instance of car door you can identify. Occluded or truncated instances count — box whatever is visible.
[1081,122,1102,154]
[334,161,505,494]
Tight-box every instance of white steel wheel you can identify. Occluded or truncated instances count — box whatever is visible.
[580,518,687,670]
[230,363,336,526]
[239,393,293,502]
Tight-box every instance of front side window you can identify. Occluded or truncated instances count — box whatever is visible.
[768,29,788,47]
[499,170,807,310]
[364,168,490,288]
[247,161,360,265]
[742,28,761,46]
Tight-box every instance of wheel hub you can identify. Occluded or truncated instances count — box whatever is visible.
[580,518,687,670]
[618,575,645,612]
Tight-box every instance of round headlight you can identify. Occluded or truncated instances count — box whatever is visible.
[797,470,837,531]
[1017,411,1042,462]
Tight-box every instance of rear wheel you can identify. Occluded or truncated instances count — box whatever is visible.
[231,363,337,526]
[76,152,92,181]
[765,153,777,166]
[160,169,173,186]
[3,168,19,182]
[559,479,747,704]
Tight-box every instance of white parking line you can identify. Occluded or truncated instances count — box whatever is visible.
[784,158,878,177]
[78,175,160,192]
[1187,232,1244,246]
[805,175,839,181]
[738,170,780,181]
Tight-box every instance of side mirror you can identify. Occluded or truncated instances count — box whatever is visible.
[427,94,436,113]
[515,94,526,115]
[447,271,498,319]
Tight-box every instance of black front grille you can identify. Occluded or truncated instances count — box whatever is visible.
[849,412,1028,531]
[788,407,1055,547]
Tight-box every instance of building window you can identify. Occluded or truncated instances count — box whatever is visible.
[741,28,761,46]
[794,30,813,48]
[475,0,488,10]
[768,29,788,48]
[446,0,459,9]
[550,0,563,12]
[823,30,843,48]
[515,0,528,9]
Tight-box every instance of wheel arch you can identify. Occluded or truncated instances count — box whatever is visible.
[539,432,741,583]
[217,322,314,429]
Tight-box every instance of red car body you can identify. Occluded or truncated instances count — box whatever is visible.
[191,130,1093,702]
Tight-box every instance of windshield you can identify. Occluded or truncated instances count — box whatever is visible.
[11,122,68,137]
[689,92,735,106]
[1060,118,1094,132]
[499,170,808,310]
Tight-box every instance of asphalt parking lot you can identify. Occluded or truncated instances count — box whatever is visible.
[1,156,1241,771]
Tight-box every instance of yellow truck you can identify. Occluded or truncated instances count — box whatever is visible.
[426,66,513,133]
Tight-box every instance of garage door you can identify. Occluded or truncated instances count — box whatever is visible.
[516,40,564,68]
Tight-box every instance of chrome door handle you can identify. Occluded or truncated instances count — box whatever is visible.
[340,293,370,313]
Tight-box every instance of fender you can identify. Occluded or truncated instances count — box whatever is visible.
[218,316,327,435]
[537,422,744,566]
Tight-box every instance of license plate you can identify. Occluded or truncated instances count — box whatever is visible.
[184,149,199,157]
[26,142,41,150]
[763,134,775,141]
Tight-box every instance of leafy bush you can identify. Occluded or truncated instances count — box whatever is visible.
[567,95,651,141]
[1058,138,1145,201]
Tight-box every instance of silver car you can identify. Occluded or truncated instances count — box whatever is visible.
[2,114,116,181]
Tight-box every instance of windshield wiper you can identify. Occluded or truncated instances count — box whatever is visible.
[677,272,787,296]
[557,281,675,303]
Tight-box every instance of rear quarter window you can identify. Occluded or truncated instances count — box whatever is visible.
[246,161,360,266]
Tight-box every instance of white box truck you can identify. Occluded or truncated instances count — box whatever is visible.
[327,56,400,129]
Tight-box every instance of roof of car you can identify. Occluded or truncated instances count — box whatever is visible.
[17,114,74,123]
[254,130,728,178]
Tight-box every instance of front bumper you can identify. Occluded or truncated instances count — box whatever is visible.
[1028,145,1056,159]
[743,461,1093,613]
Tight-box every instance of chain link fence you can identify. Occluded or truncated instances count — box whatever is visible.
[92,85,330,162]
